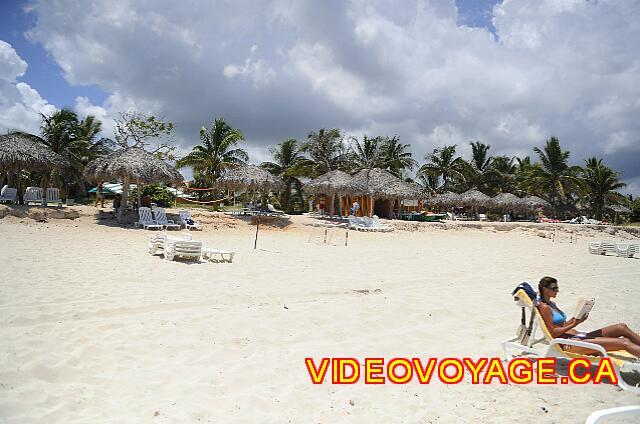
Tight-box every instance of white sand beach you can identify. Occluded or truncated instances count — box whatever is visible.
[1,207,639,423]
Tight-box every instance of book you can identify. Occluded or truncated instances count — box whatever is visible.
[574,297,595,320]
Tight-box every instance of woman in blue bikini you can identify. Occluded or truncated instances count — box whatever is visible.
[538,276,640,356]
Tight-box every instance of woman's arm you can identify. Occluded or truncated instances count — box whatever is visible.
[538,303,585,338]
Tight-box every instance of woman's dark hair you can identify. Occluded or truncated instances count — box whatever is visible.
[538,276,557,303]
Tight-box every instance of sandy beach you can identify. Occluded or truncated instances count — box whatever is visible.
[1,206,639,423]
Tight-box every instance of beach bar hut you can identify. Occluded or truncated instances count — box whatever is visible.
[84,148,183,222]
[218,164,286,249]
[352,168,421,218]
[304,170,364,216]
[0,132,68,205]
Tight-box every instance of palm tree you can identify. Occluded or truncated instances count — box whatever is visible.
[418,145,467,192]
[261,138,312,211]
[464,141,494,192]
[489,155,517,194]
[301,128,349,176]
[177,118,248,187]
[380,136,417,178]
[520,137,582,216]
[350,135,383,170]
[40,109,104,197]
[581,157,627,220]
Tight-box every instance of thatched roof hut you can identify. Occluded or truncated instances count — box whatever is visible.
[352,168,421,199]
[83,148,182,184]
[460,189,494,207]
[305,170,364,196]
[217,165,285,192]
[522,195,551,210]
[492,192,525,211]
[607,204,631,214]
[429,191,462,208]
[0,132,68,171]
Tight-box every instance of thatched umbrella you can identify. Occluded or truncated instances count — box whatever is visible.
[305,170,365,216]
[84,148,183,222]
[217,165,286,249]
[352,168,421,218]
[492,192,526,212]
[522,195,551,210]
[460,189,493,219]
[607,204,631,224]
[0,132,68,205]
[430,191,462,208]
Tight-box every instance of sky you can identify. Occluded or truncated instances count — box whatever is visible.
[0,0,639,195]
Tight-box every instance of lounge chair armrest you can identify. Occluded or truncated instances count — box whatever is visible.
[546,338,608,357]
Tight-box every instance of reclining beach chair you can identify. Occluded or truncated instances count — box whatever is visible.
[46,188,63,207]
[23,187,43,205]
[348,215,372,231]
[135,207,163,230]
[164,240,202,262]
[0,186,17,204]
[503,288,640,392]
[179,209,203,230]
[152,207,181,230]
[202,247,235,262]
[615,243,640,258]
[372,215,395,232]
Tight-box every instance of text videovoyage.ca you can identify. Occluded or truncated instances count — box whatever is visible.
[305,357,618,385]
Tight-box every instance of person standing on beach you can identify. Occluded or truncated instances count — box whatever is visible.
[94,181,105,208]
[351,200,360,216]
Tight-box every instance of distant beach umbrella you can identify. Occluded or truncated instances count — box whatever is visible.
[522,195,551,211]
[460,189,493,207]
[0,132,68,205]
[430,191,462,208]
[217,164,285,192]
[218,165,286,249]
[84,148,183,222]
[492,192,525,212]
[607,204,631,214]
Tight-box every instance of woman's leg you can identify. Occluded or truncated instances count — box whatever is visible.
[599,323,640,345]
[566,336,640,356]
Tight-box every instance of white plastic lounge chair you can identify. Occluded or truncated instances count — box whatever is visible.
[503,288,640,393]
[0,186,17,203]
[348,215,371,231]
[588,241,603,255]
[585,405,640,424]
[135,207,163,230]
[46,188,63,207]
[24,187,43,205]
[164,240,202,262]
[153,207,181,230]
[615,243,639,258]
[372,215,395,232]
[179,209,203,230]
[202,247,235,262]
[148,232,192,255]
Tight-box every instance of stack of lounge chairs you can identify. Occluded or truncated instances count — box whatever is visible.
[588,241,639,258]
[0,186,17,203]
[147,231,234,263]
[348,215,394,232]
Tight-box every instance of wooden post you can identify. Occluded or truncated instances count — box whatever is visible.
[118,174,130,223]
[345,227,349,246]
[323,227,328,244]
[16,166,22,204]
[137,178,142,210]
[254,213,260,249]
[41,174,49,208]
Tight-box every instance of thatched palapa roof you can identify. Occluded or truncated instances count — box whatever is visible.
[0,132,68,171]
[522,195,551,210]
[492,192,525,211]
[460,189,493,207]
[429,191,462,207]
[607,204,631,214]
[83,148,183,184]
[217,164,285,191]
[305,170,364,196]
[352,168,421,199]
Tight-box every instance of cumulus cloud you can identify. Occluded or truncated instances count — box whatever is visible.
[17,0,640,194]
[0,41,56,133]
